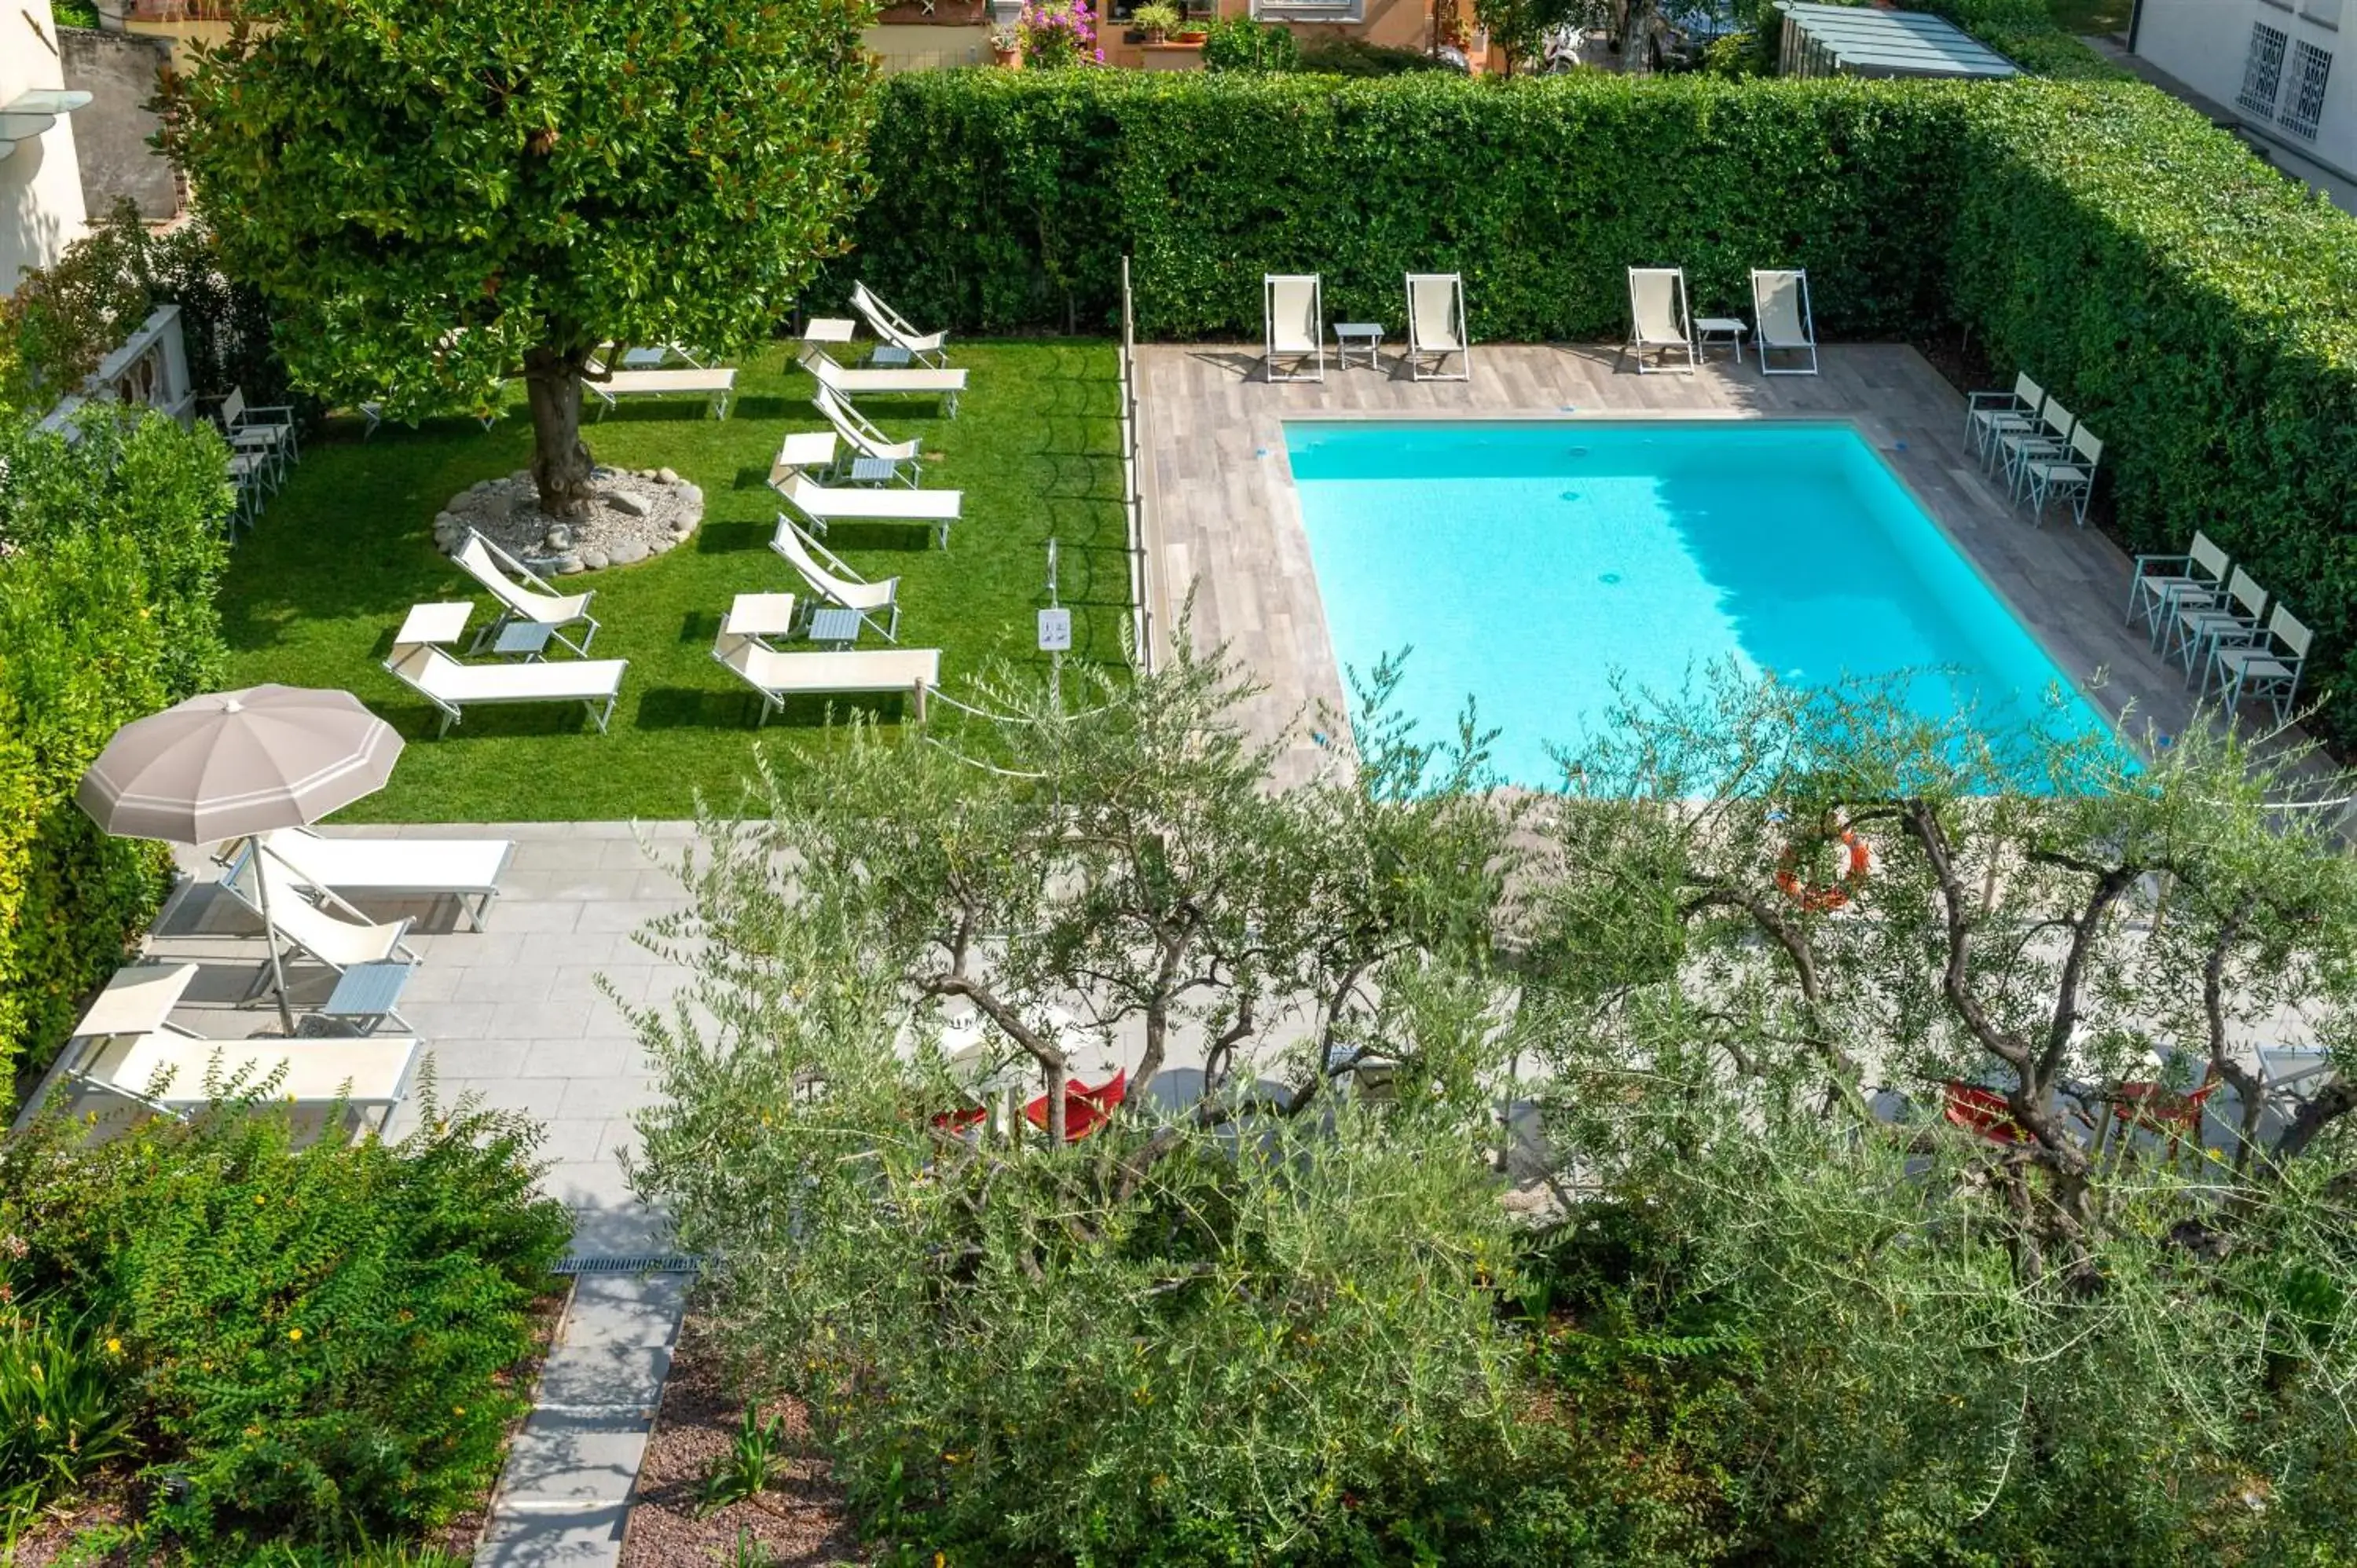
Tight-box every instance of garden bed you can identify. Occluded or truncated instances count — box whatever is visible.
[621,1317,862,1566]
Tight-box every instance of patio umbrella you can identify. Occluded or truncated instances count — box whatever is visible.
[76,685,403,1033]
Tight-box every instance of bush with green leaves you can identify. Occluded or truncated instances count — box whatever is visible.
[0,1087,571,1551]
[0,1300,138,1534]
[0,406,234,1102]
[1200,14,1299,72]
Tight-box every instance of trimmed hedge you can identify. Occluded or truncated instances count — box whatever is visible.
[845,68,2357,740]
[847,72,1962,342]
[0,409,235,1102]
[1949,81,2357,726]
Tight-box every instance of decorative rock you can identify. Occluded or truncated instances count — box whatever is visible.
[437,466,695,577]
[676,482,702,507]
[607,491,649,518]
[607,538,651,567]
[552,554,586,575]
[578,548,609,571]
[669,523,694,541]
[656,467,680,485]
[543,524,574,551]
[650,533,676,554]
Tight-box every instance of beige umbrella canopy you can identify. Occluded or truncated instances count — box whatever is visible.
[76,686,401,845]
[77,685,401,1032]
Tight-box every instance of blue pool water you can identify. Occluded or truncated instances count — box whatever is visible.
[1286,420,2113,787]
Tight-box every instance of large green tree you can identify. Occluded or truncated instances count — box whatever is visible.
[169,0,880,518]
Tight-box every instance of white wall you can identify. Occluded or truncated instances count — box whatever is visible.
[2,0,92,295]
[2135,0,2357,200]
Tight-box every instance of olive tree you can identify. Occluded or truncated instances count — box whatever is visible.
[168,0,879,518]
[1512,672,2357,1558]
[622,644,1538,1561]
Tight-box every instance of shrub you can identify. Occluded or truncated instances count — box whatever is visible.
[1017,0,1101,68]
[1296,36,1454,76]
[0,408,234,1104]
[845,71,1962,341]
[1200,13,1297,71]
[0,1302,138,1532]
[0,1090,571,1550]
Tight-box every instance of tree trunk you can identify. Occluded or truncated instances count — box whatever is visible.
[524,344,596,520]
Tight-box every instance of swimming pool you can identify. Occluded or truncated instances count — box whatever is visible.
[1285,419,2113,786]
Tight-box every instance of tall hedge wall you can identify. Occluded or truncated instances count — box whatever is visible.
[0,409,234,1103]
[848,72,1964,343]
[846,68,2357,740]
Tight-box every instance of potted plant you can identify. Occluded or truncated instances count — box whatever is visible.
[990,20,1024,65]
[1170,5,1208,42]
[1133,2,1180,42]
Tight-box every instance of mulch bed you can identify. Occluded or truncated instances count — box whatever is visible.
[621,1317,864,1567]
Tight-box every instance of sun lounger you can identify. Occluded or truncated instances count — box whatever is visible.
[60,1026,421,1130]
[851,282,951,368]
[1750,269,1817,376]
[814,383,922,483]
[775,472,962,549]
[453,530,599,656]
[385,639,629,735]
[1626,267,1697,374]
[236,827,514,932]
[1406,273,1469,382]
[586,366,736,420]
[799,344,966,416]
[222,845,420,1007]
[771,514,902,640]
[1263,274,1325,383]
[713,629,940,726]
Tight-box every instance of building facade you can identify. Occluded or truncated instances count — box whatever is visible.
[2,0,93,294]
[2130,0,2355,208]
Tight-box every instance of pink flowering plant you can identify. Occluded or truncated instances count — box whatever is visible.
[1017,0,1102,67]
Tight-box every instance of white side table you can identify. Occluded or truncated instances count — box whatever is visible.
[1695,317,1747,365]
[771,430,838,492]
[724,592,800,650]
[1335,322,1385,371]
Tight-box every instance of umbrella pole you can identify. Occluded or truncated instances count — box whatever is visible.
[251,837,297,1035]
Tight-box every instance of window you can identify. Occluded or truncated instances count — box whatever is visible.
[2283,40,2334,139]
[2300,0,2341,25]
[1252,0,1365,19]
[2240,22,2291,119]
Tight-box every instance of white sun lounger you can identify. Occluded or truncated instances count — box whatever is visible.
[224,846,420,1003]
[1751,268,1818,376]
[851,282,951,368]
[771,515,902,640]
[61,1027,421,1130]
[1406,273,1469,383]
[775,472,961,549]
[385,640,629,735]
[453,530,599,655]
[586,366,736,420]
[713,629,941,726]
[239,827,514,932]
[1263,274,1325,383]
[1626,267,1697,374]
[799,344,966,416]
[814,383,922,483]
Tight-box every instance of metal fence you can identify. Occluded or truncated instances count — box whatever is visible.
[1119,255,1156,674]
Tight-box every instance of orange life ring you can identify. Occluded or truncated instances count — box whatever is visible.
[1776,827,1871,913]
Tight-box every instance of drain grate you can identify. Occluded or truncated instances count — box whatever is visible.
[552,1254,704,1277]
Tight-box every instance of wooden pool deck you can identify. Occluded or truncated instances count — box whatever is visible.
[1135,342,2219,788]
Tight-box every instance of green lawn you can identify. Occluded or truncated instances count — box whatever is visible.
[220,341,1130,822]
[2045,0,2131,38]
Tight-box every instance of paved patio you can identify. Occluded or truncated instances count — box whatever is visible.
[1137,342,2228,787]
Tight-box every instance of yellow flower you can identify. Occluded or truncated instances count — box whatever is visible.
[255,1194,266,1205]
[934,1555,946,1568]
[453,1405,467,1417]
[105,1337,122,1355]
[288,1328,304,1343]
